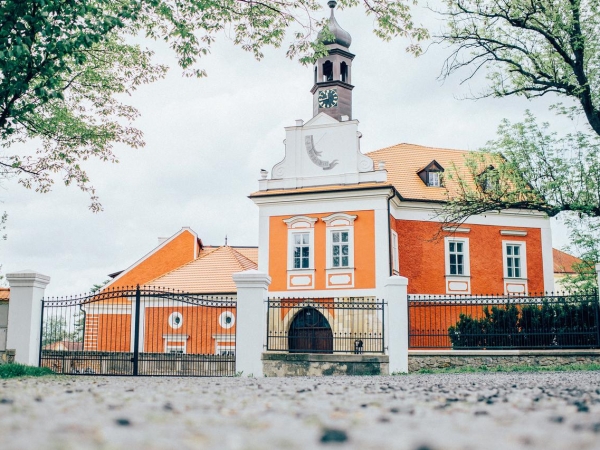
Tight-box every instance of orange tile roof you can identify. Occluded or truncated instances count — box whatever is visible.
[367,143,476,201]
[0,288,8,301]
[553,248,582,274]
[232,247,258,264]
[143,246,257,293]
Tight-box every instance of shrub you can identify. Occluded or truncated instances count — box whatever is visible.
[448,297,600,349]
[0,364,54,379]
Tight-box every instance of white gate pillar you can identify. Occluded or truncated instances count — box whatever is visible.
[386,275,409,374]
[6,271,51,366]
[233,270,271,377]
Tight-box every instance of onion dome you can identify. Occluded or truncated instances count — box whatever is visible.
[317,1,352,48]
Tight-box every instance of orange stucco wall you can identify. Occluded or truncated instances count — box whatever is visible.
[87,306,235,354]
[268,210,376,291]
[391,218,545,295]
[109,230,198,289]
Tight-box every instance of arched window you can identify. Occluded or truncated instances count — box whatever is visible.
[340,62,348,82]
[322,60,333,81]
[314,66,317,84]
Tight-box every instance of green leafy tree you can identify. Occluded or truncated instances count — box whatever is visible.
[438,0,600,136]
[441,112,600,288]
[41,316,75,347]
[1,0,428,211]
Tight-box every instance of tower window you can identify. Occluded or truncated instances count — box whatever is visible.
[322,60,333,81]
[314,66,317,84]
[340,62,348,82]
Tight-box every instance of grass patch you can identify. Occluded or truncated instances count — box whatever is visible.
[0,364,54,379]
[394,363,600,375]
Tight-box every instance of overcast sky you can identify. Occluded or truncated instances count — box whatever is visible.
[1,3,580,296]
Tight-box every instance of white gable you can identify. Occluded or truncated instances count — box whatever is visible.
[261,116,385,191]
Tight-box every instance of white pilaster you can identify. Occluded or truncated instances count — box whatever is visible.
[6,271,51,366]
[385,275,409,374]
[233,270,271,377]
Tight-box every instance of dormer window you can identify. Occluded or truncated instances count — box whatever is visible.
[478,165,498,192]
[417,160,444,187]
[428,171,440,187]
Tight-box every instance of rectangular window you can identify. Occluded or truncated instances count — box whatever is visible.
[448,241,464,275]
[506,244,522,278]
[331,230,349,267]
[293,233,310,269]
[428,172,440,187]
[165,344,185,354]
[391,230,399,274]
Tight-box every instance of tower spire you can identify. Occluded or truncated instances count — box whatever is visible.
[311,2,355,120]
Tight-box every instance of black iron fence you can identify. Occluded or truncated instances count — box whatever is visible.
[408,291,600,350]
[266,297,386,354]
[40,286,237,376]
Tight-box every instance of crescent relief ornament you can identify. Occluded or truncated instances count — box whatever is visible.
[305,135,339,171]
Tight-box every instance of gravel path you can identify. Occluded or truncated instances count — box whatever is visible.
[1,372,600,450]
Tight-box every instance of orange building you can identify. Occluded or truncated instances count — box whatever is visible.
[84,3,556,357]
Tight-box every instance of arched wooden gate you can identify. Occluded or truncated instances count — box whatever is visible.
[288,307,333,353]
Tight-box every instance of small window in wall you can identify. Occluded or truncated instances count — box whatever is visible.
[314,66,318,84]
[340,62,348,82]
[445,238,470,276]
[166,345,185,354]
[504,243,526,278]
[322,60,333,81]
[391,230,399,274]
[219,311,235,329]
[331,230,350,267]
[449,242,464,275]
[168,312,183,329]
[293,233,311,269]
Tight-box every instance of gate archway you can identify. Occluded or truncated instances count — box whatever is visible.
[288,307,333,353]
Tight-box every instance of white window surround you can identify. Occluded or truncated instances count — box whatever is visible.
[323,214,357,270]
[444,237,471,277]
[391,230,399,275]
[503,240,527,279]
[284,216,317,272]
[213,334,235,356]
[219,311,235,329]
[168,311,183,330]
[163,334,189,354]
[215,344,236,356]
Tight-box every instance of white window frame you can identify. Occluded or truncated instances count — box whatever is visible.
[503,241,527,279]
[444,237,470,277]
[322,213,357,270]
[283,216,317,271]
[215,344,236,356]
[327,228,354,269]
[163,334,189,354]
[391,230,399,274]
[427,171,441,187]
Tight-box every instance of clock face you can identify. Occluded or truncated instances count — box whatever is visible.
[318,89,338,108]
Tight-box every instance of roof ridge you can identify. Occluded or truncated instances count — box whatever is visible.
[143,246,226,286]
[367,142,475,155]
[229,246,258,271]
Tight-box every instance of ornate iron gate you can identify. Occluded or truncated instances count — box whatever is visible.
[39,286,237,376]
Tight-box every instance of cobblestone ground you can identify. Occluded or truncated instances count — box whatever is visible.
[1,372,600,450]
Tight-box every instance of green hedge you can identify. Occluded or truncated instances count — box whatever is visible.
[448,299,600,349]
